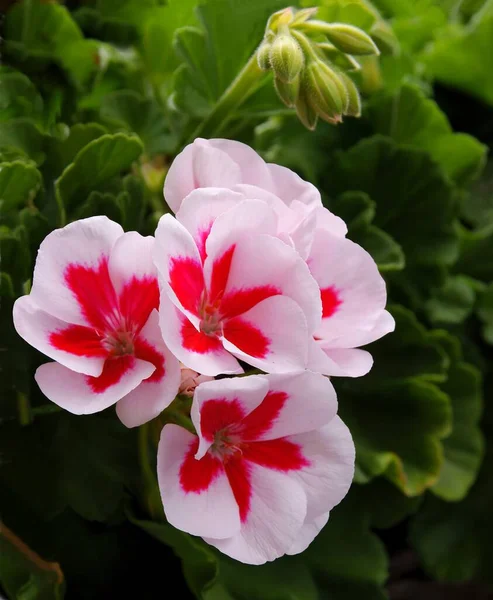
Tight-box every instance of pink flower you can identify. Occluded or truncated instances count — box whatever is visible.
[157,372,355,564]
[163,138,394,377]
[153,195,322,376]
[13,216,180,428]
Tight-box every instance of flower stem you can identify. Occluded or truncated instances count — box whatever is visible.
[17,392,32,426]
[187,51,264,143]
[137,423,163,520]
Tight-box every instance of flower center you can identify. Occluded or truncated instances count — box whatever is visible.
[198,292,223,337]
[103,329,135,356]
[211,428,243,463]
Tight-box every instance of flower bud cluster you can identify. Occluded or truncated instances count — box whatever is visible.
[257,7,380,129]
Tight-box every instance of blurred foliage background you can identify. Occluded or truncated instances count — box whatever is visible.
[1,0,493,598]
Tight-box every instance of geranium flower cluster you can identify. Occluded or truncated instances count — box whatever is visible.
[13,138,394,565]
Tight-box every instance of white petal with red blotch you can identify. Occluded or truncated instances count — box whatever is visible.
[164,140,241,213]
[319,346,374,378]
[204,463,307,565]
[286,416,355,521]
[13,296,105,377]
[203,200,278,287]
[207,139,275,190]
[157,424,241,539]
[239,371,337,442]
[192,375,269,459]
[267,163,322,209]
[222,296,309,373]
[35,356,155,415]
[209,234,321,333]
[115,310,181,428]
[158,292,242,376]
[29,216,123,327]
[153,214,204,324]
[309,229,387,344]
[336,309,396,348]
[175,188,244,262]
[307,339,358,377]
[286,512,330,556]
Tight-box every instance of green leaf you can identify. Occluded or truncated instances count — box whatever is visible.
[430,332,484,501]
[338,306,452,494]
[410,444,492,582]
[0,118,46,165]
[0,523,65,600]
[424,14,493,106]
[55,133,143,217]
[0,70,43,123]
[477,281,493,344]
[0,413,139,522]
[367,83,487,186]
[455,222,493,282]
[325,136,459,275]
[425,275,476,325]
[0,161,42,214]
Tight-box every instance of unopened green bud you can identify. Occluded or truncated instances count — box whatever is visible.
[291,7,318,26]
[305,61,347,121]
[266,8,294,33]
[317,42,361,71]
[295,86,318,131]
[369,20,399,55]
[257,41,272,71]
[340,72,361,117]
[274,75,300,108]
[323,23,380,56]
[270,34,304,83]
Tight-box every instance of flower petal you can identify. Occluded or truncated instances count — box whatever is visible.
[318,346,374,378]
[153,214,204,322]
[204,463,307,565]
[158,293,242,376]
[286,512,330,556]
[163,139,241,213]
[222,295,309,373]
[191,375,269,459]
[29,216,123,326]
[35,356,155,415]
[267,163,322,209]
[286,416,355,521]
[240,371,337,441]
[115,310,181,428]
[13,296,105,377]
[157,424,241,539]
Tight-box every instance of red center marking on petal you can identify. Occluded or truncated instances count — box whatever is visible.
[119,276,159,333]
[64,257,119,331]
[243,438,310,472]
[134,337,164,383]
[50,324,107,357]
[220,285,281,319]
[181,318,222,354]
[86,355,135,393]
[239,391,288,440]
[196,223,213,263]
[321,286,342,319]
[179,437,224,493]
[209,245,235,302]
[169,257,205,316]
[225,457,252,522]
[223,317,270,358]
[200,398,246,442]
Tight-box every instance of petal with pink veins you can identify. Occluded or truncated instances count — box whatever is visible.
[115,310,180,428]
[286,416,355,521]
[13,296,106,377]
[204,463,307,565]
[157,424,242,539]
[153,214,204,323]
[35,356,155,415]
[175,188,245,262]
[158,293,242,376]
[286,511,330,556]
[222,295,309,373]
[29,216,123,326]
[240,371,337,441]
[191,375,269,459]
[212,234,321,333]
[164,140,241,213]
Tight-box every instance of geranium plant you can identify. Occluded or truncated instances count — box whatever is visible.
[1,1,493,599]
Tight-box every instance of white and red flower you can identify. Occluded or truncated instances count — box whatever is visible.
[13,216,180,428]
[163,138,394,377]
[157,372,355,564]
[153,194,322,376]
